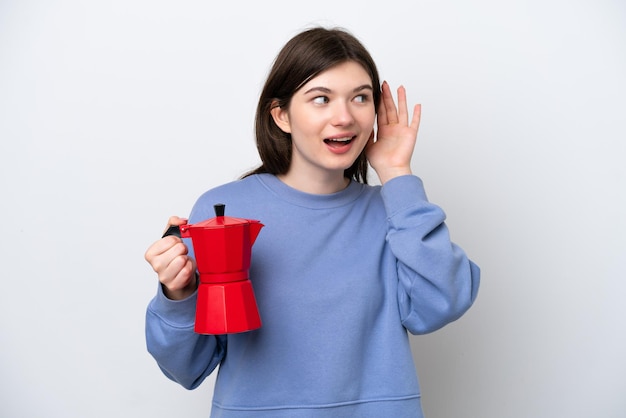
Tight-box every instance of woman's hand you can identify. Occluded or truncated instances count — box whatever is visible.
[366,81,421,184]
[145,216,197,300]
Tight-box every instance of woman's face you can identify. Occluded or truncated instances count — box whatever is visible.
[271,61,376,185]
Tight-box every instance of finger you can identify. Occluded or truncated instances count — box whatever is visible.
[145,235,183,260]
[382,81,399,124]
[365,129,375,150]
[145,237,169,264]
[173,258,196,288]
[163,216,188,234]
[145,238,188,272]
[377,81,389,126]
[161,255,194,290]
[410,104,422,133]
[397,86,409,126]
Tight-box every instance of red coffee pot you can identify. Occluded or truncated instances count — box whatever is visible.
[178,203,264,334]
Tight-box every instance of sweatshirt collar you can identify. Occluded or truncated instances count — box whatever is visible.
[255,174,365,209]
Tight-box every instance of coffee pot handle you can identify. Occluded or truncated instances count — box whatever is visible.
[162,224,182,239]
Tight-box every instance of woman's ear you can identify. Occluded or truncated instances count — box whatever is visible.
[270,102,291,134]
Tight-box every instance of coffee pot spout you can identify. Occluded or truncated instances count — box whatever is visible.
[248,221,264,245]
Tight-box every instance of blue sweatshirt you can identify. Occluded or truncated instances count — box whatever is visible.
[146,174,480,417]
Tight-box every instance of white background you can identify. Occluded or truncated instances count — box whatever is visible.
[1,1,625,417]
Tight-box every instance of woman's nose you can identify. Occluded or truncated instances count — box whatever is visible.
[331,102,355,126]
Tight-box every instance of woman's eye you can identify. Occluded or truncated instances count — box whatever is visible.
[313,96,329,105]
[354,94,368,103]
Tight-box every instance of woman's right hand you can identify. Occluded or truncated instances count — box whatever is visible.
[145,216,197,300]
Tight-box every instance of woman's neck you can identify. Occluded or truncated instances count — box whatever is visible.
[277,171,350,194]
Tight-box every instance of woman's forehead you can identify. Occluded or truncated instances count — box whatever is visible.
[299,61,372,93]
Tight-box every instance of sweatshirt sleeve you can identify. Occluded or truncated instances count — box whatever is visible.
[381,175,480,335]
[145,284,226,389]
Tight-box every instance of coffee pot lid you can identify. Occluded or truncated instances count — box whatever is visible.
[187,204,254,228]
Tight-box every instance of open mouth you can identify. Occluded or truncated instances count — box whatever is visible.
[323,136,355,147]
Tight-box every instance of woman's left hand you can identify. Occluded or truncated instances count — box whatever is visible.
[366,81,421,184]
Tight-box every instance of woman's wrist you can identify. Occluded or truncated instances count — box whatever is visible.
[375,166,413,185]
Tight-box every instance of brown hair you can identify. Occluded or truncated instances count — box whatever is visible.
[244,27,381,183]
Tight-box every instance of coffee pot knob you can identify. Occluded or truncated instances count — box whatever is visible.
[214,203,225,217]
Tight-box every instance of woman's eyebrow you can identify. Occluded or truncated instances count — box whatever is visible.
[303,84,373,95]
[353,84,373,92]
[303,86,332,95]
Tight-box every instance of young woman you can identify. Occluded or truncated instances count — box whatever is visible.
[145,27,480,417]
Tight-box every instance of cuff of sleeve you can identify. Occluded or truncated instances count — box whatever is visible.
[380,175,428,217]
[148,283,198,328]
